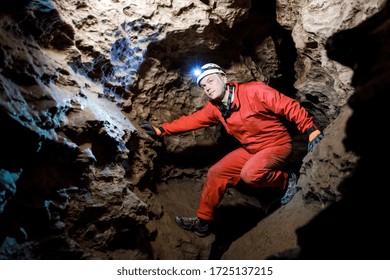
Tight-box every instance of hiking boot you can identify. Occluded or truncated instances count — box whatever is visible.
[175,216,212,237]
[281,173,298,205]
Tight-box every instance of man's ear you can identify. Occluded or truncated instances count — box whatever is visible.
[222,75,228,83]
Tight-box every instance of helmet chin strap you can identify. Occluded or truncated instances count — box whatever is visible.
[219,85,236,119]
[215,74,228,103]
[212,74,236,118]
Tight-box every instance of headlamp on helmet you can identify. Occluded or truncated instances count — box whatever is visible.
[194,63,226,86]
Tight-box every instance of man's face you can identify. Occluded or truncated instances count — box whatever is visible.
[199,74,227,101]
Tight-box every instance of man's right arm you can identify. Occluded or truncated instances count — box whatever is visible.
[160,103,219,136]
[139,102,220,138]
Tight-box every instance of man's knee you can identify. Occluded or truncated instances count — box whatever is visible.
[207,164,221,178]
[241,168,266,186]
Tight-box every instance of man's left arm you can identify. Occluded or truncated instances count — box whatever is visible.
[261,86,324,152]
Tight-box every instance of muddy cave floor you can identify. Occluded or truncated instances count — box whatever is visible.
[138,177,305,260]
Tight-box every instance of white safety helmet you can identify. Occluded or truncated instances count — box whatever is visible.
[196,63,226,86]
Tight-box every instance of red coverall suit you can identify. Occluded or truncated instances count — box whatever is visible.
[161,81,317,221]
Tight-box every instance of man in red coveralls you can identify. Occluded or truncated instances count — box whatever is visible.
[139,63,323,237]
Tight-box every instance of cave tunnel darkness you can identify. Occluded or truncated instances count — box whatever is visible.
[145,0,306,260]
[146,0,306,181]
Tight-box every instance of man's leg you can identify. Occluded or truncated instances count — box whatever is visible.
[240,144,292,188]
[196,147,252,221]
[175,147,251,237]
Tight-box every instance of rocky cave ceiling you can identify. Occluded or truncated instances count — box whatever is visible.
[0,0,389,260]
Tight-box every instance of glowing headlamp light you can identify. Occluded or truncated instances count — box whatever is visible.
[193,63,226,86]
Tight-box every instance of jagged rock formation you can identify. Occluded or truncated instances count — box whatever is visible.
[0,0,387,259]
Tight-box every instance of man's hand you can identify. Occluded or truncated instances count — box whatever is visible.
[139,120,163,138]
[308,129,324,152]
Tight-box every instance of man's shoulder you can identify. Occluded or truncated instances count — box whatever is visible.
[236,81,271,94]
[239,81,267,88]
[235,81,269,89]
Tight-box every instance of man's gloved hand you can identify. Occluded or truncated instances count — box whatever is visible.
[308,129,324,152]
[139,120,163,139]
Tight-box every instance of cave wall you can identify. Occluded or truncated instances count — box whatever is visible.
[0,0,387,259]
[296,0,390,258]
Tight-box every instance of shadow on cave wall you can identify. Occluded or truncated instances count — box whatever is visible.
[281,0,390,260]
